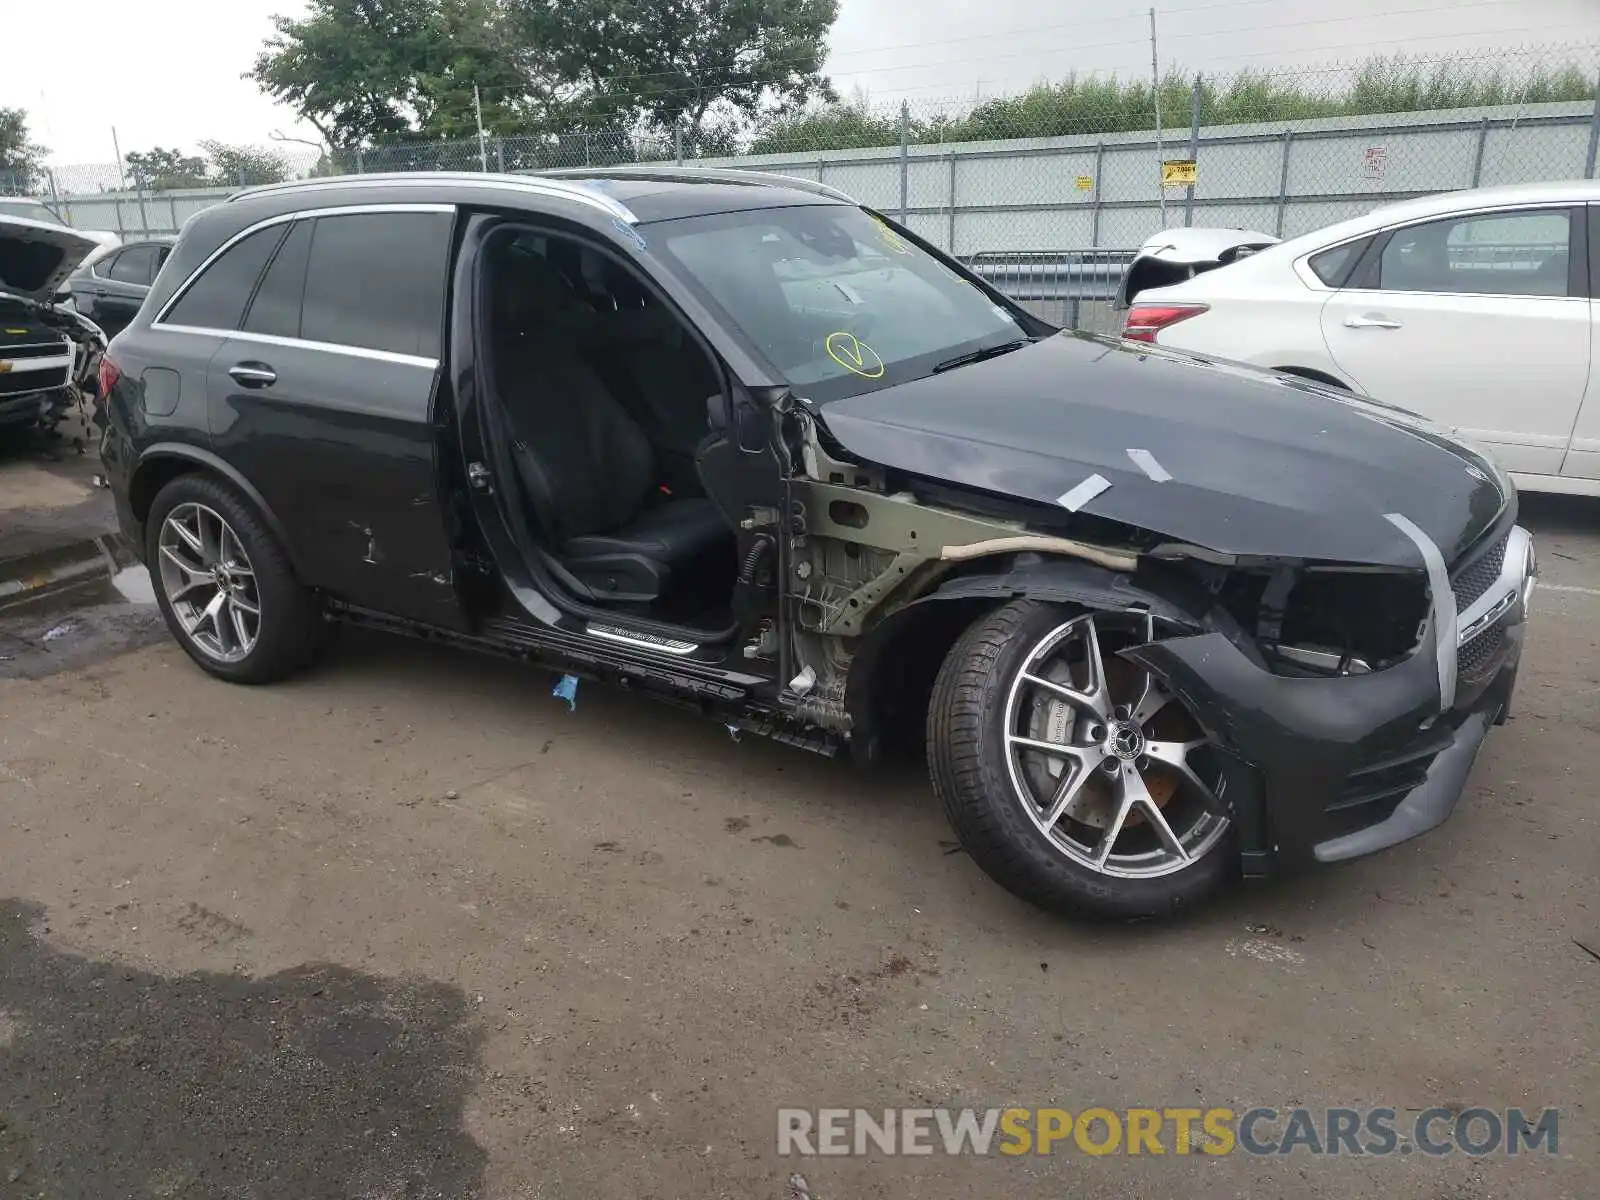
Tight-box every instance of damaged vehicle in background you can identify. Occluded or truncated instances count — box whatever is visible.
[1114,225,1280,309]
[0,213,109,434]
[99,168,1534,919]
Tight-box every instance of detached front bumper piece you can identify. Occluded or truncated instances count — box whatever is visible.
[1127,525,1533,873]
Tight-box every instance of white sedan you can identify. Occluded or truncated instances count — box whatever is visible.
[1118,181,1600,496]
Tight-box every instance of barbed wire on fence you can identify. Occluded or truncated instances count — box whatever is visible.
[7,43,1598,278]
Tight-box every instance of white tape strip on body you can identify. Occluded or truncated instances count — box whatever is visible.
[1056,474,1111,512]
[1384,512,1457,709]
[1125,449,1172,482]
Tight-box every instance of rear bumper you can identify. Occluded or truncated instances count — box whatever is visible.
[99,420,145,558]
[1126,527,1532,873]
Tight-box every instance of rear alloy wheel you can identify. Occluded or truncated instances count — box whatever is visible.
[929,600,1236,918]
[146,474,323,684]
[157,503,262,664]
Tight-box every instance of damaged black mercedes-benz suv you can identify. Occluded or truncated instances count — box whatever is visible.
[98,167,1533,919]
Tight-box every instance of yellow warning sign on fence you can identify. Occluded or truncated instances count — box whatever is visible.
[1161,159,1197,186]
[1075,175,1094,191]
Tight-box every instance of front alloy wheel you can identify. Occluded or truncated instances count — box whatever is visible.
[929,600,1236,918]
[157,502,262,663]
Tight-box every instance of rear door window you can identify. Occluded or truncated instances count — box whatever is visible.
[299,211,452,357]
[108,245,159,285]
[242,220,312,339]
[162,225,289,330]
[1374,209,1573,297]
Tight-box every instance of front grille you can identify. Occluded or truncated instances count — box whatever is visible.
[1,339,70,361]
[1451,532,1508,610]
[0,367,69,397]
[1458,625,1506,677]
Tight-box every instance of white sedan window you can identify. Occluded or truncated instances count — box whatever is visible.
[1376,209,1571,298]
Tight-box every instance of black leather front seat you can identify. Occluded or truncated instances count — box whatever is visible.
[495,253,731,605]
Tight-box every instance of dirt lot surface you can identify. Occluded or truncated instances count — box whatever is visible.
[1,439,1597,1197]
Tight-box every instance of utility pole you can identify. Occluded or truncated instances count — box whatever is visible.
[110,126,129,237]
[474,85,489,172]
[1150,7,1166,227]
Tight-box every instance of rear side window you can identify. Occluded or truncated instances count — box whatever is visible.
[163,225,288,330]
[300,212,452,357]
[242,220,312,339]
[1307,239,1368,287]
[1375,209,1572,297]
[108,245,159,285]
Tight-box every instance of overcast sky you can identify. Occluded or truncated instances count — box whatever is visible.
[5,0,1597,164]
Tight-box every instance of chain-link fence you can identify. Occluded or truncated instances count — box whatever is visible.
[6,45,1596,329]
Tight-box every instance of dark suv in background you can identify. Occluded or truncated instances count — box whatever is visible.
[98,169,1532,920]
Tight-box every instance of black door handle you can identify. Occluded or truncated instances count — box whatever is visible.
[228,362,277,388]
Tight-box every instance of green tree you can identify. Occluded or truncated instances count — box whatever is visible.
[199,140,292,186]
[250,0,840,149]
[248,0,440,147]
[410,0,545,139]
[0,108,47,192]
[509,0,838,137]
[124,147,210,189]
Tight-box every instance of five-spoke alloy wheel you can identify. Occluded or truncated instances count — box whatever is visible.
[930,600,1237,918]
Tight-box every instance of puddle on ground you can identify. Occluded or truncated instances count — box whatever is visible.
[109,565,156,605]
[0,570,165,678]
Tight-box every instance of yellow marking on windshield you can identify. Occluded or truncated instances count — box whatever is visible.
[872,218,912,256]
[825,331,886,379]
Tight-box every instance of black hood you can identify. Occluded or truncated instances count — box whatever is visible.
[816,332,1508,568]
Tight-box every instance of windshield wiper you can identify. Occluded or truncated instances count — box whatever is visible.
[931,339,1030,374]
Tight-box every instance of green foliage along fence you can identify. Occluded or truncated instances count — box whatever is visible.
[750,57,1599,154]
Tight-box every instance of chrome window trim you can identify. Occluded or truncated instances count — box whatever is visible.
[229,173,639,224]
[152,324,439,369]
[153,202,456,327]
[1292,233,1375,291]
[1296,200,1579,299]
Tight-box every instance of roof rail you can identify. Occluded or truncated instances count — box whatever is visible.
[226,171,639,223]
[540,165,856,205]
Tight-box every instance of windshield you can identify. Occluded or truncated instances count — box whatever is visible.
[652,205,1028,401]
[0,199,66,227]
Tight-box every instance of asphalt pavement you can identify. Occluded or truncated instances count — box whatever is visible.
[0,439,1595,1198]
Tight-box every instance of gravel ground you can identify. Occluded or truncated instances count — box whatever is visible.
[0,452,1596,1197]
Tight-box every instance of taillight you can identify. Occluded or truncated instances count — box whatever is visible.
[98,356,122,398]
[1123,303,1209,344]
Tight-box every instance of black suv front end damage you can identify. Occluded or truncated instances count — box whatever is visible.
[783,330,1535,881]
[1128,520,1532,873]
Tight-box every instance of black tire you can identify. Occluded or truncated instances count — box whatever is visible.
[927,599,1235,919]
[146,473,322,684]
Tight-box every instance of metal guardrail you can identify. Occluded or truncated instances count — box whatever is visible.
[966,249,1137,334]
